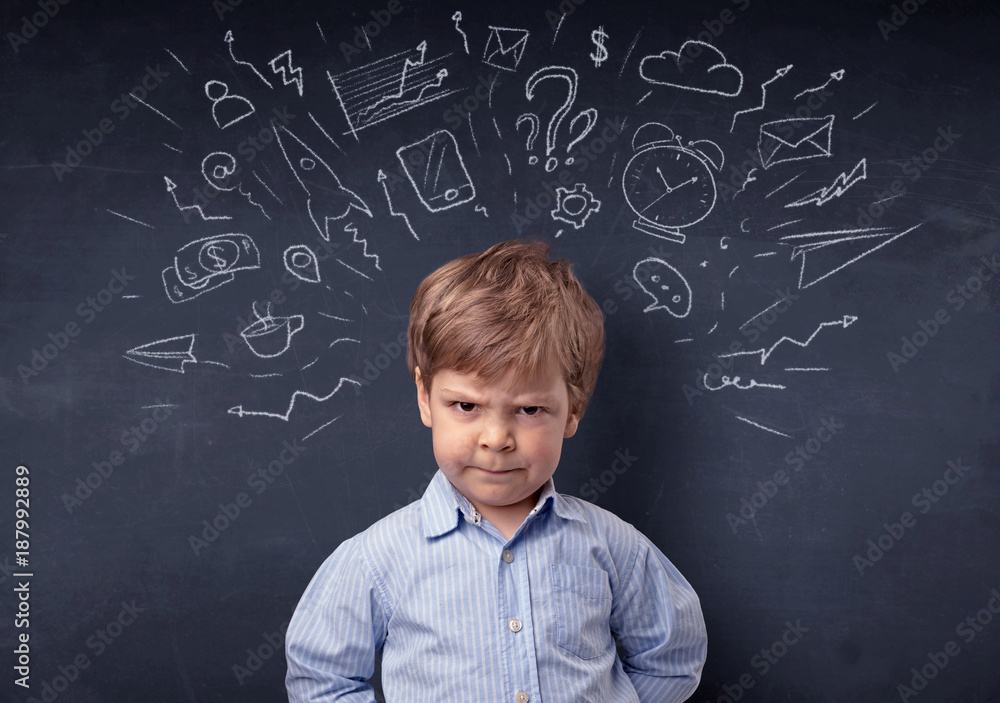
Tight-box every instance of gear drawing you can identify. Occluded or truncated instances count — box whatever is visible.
[551,183,601,229]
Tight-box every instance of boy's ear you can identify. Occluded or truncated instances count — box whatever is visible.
[414,367,433,428]
[563,405,580,439]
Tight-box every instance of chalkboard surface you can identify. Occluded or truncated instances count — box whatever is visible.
[2,1,999,701]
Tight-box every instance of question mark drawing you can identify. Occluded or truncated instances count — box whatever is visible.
[565,108,598,165]
[516,113,540,165]
[524,66,599,172]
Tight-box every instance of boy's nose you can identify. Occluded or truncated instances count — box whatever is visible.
[479,417,514,451]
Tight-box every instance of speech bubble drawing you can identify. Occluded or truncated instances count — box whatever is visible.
[634,257,692,318]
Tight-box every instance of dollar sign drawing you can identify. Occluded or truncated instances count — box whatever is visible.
[590,27,609,68]
[205,244,229,271]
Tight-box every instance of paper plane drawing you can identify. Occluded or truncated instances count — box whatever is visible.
[780,223,921,289]
[124,334,197,373]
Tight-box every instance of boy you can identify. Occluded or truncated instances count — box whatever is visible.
[286,240,707,702]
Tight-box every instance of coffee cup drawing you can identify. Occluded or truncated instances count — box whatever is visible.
[240,303,305,358]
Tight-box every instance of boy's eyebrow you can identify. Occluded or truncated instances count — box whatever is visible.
[438,387,557,404]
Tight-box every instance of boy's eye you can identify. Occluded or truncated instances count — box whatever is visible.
[520,406,542,416]
[456,402,477,412]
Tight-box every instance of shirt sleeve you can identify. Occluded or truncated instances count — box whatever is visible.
[286,535,389,703]
[610,530,707,702]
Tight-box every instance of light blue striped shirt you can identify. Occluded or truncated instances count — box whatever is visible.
[286,469,706,702]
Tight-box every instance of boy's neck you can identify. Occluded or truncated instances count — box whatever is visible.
[470,492,540,542]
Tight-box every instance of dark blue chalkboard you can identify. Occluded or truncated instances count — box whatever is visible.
[2,0,999,701]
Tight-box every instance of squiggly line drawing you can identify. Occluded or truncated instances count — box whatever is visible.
[228,376,361,421]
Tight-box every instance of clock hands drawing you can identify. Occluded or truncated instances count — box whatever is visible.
[623,122,724,244]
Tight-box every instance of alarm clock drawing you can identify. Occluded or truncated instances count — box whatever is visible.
[622,122,724,244]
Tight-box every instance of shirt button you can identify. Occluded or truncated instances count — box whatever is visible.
[502,550,514,563]
[508,618,522,633]
[515,692,529,703]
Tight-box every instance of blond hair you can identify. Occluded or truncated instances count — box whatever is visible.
[407,239,605,417]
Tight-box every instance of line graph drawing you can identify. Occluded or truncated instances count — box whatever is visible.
[794,69,844,100]
[274,122,372,240]
[329,41,460,139]
[396,129,476,212]
[378,169,419,240]
[452,11,469,53]
[165,176,231,221]
[224,31,273,88]
[730,64,792,132]
[780,223,922,289]
[784,159,866,208]
[228,377,361,421]
[270,50,304,96]
[718,314,858,365]
[483,26,529,71]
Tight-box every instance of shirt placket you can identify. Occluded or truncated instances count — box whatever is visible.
[496,528,542,703]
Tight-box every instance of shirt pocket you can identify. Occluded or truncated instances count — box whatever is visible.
[550,563,613,660]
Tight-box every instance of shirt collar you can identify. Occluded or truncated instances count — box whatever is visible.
[420,470,586,539]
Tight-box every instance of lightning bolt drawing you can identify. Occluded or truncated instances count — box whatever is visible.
[378,169,419,240]
[730,64,793,132]
[269,50,304,96]
[343,222,381,270]
[784,159,867,208]
[717,314,858,365]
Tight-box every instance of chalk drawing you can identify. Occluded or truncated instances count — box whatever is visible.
[640,41,743,97]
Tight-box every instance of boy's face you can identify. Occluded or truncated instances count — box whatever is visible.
[415,361,579,525]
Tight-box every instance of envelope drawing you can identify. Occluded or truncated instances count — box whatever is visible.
[482,26,529,72]
[758,115,835,169]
